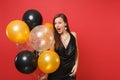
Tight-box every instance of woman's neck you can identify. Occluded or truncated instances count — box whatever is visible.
[60,30,69,37]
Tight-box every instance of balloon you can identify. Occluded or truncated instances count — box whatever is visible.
[15,50,37,74]
[43,22,54,31]
[29,25,54,52]
[38,50,60,73]
[22,9,43,30]
[6,20,30,44]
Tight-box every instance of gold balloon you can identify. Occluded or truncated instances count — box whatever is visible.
[43,22,54,31]
[6,20,30,44]
[38,50,60,73]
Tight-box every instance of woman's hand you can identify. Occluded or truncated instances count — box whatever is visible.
[69,63,78,77]
[38,74,48,80]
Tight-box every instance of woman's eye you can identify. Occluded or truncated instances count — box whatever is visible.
[58,22,62,24]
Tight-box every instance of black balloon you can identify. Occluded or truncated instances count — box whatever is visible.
[22,9,43,30]
[15,50,37,74]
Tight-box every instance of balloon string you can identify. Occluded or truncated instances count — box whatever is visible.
[16,43,21,51]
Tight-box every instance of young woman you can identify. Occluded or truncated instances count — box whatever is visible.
[40,13,79,80]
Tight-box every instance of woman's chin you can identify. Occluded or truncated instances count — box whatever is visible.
[57,31,62,34]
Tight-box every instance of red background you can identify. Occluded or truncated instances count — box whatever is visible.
[0,0,120,80]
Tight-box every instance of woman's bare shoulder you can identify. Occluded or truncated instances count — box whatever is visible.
[71,32,77,38]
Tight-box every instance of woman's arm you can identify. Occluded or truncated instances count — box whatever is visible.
[69,32,79,77]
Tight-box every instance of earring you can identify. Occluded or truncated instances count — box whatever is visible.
[65,27,67,30]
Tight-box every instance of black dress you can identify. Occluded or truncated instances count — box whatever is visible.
[48,33,77,80]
